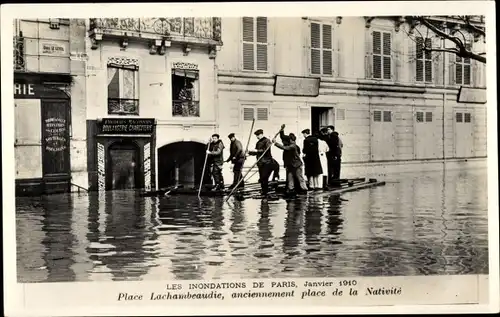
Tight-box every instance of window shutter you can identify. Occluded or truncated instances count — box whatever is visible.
[432,37,442,85]
[456,112,463,123]
[322,24,333,75]
[382,32,391,80]
[243,107,255,121]
[257,107,268,121]
[365,30,373,79]
[242,17,255,71]
[373,110,382,122]
[256,17,268,71]
[424,38,432,83]
[464,63,471,85]
[310,22,321,75]
[455,62,463,85]
[464,112,471,123]
[383,111,392,122]
[107,67,120,98]
[448,53,456,85]
[425,112,433,122]
[415,37,424,82]
[372,31,382,79]
[416,111,424,122]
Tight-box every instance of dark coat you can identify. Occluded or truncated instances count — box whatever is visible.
[325,133,342,158]
[302,135,323,177]
[208,140,225,165]
[274,141,303,169]
[226,139,245,163]
[248,137,274,166]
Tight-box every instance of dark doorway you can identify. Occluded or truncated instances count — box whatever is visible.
[158,141,210,189]
[311,106,335,135]
[106,140,141,190]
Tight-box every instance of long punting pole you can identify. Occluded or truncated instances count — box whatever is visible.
[198,141,211,199]
[225,128,282,203]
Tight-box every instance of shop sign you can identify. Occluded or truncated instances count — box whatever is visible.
[457,87,487,104]
[14,82,69,99]
[273,75,320,97]
[144,142,151,191]
[98,118,156,134]
[44,117,67,152]
[41,41,66,55]
[97,142,105,192]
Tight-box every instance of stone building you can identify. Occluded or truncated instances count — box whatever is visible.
[14,19,88,195]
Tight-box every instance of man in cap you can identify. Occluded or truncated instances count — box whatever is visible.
[206,133,225,191]
[325,126,343,184]
[226,133,245,190]
[247,129,275,197]
[301,128,323,189]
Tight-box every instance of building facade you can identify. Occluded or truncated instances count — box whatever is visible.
[82,16,487,192]
[14,19,88,195]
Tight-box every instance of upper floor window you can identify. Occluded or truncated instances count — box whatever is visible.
[107,57,139,115]
[242,17,268,72]
[455,43,472,85]
[172,65,200,117]
[372,31,392,80]
[310,22,333,76]
[416,37,433,83]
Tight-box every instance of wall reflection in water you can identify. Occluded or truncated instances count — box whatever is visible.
[16,167,489,282]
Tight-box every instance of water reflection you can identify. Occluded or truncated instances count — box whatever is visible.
[16,167,489,282]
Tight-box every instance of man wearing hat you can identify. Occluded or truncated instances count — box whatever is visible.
[325,126,343,184]
[206,133,225,191]
[301,128,323,189]
[247,128,275,197]
[226,133,245,190]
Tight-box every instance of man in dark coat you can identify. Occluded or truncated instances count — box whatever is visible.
[325,126,343,183]
[207,133,225,190]
[273,125,308,195]
[247,129,275,197]
[226,133,245,190]
[301,129,323,189]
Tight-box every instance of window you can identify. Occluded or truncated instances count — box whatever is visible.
[107,64,139,115]
[455,43,472,85]
[373,31,391,79]
[374,110,392,122]
[310,22,333,75]
[456,112,463,123]
[242,17,268,71]
[242,106,269,121]
[416,111,433,123]
[383,111,392,122]
[172,68,200,117]
[373,110,382,122]
[464,112,471,123]
[416,37,433,83]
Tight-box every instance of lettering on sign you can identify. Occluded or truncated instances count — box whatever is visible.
[172,62,198,70]
[44,118,67,152]
[144,142,151,191]
[14,83,35,97]
[98,118,155,135]
[41,42,66,55]
[273,75,320,97]
[457,87,487,104]
[70,52,89,61]
[97,143,105,192]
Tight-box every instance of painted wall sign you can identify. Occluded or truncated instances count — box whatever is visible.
[273,75,320,97]
[70,52,89,61]
[98,118,155,134]
[41,42,66,55]
[457,87,487,104]
[44,117,67,152]
[14,82,69,99]
[97,142,105,191]
[144,142,151,191]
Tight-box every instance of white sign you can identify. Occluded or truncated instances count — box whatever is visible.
[70,52,88,61]
[41,42,66,55]
[97,142,105,191]
[144,142,151,191]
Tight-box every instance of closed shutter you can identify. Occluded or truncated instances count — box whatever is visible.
[372,31,382,79]
[243,107,255,121]
[424,38,432,82]
[425,112,433,122]
[322,24,333,75]
[455,55,463,85]
[373,110,382,122]
[242,17,254,71]
[256,107,268,121]
[448,53,456,85]
[432,37,442,85]
[416,37,424,82]
[256,17,268,71]
[382,32,391,80]
[310,22,321,75]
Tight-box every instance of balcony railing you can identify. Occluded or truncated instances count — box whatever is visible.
[172,100,200,117]
[14,36,25,71]
[89,18,222,44]
[108,98,139,115]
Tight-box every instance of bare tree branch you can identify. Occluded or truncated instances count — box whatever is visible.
[463,16,486,37]
[424,48,459,54]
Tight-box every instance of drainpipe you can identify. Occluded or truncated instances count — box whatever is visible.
[442,37,446,166]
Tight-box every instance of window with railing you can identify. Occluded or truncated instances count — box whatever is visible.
[107,63,139,115]
[172,68,200,117]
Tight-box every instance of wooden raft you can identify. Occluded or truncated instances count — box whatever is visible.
[140,177,386,198]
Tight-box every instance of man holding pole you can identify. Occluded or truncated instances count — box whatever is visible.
[226,133,245,190]
[247,129,275,197]
[206,134,225,191]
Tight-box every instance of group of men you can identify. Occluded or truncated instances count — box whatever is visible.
[204,124,343,198]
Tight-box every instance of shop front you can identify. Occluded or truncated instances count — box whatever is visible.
[87,118,156,191]
[14,73,72,196]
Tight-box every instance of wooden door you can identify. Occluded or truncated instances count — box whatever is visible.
[454,110,474,158]
[41,99,70,192]
[414,109,437,159]
[107,141,141,190]
[370,109,396,161]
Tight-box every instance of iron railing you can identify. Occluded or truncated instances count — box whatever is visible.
[108,98,139,115]
[14,36,25,71]
[172,100,200,117]
[89,17,222,42]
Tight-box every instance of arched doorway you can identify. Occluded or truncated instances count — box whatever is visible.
[158,141,211,189]
[106,140,141,190]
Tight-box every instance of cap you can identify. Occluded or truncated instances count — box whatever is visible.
[212,133,220,138]
[254,129,264,136]
[327,125,335,131]
[228,133,235,139]
[289,133,297,141]
[301,129,311,134]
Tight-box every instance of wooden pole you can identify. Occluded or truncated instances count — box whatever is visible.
[225,129,282,203]
[198,141,211,199]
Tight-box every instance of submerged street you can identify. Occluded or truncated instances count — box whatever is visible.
[16,167,488,283]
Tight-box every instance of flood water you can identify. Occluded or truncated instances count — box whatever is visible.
[16,167,489,283]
